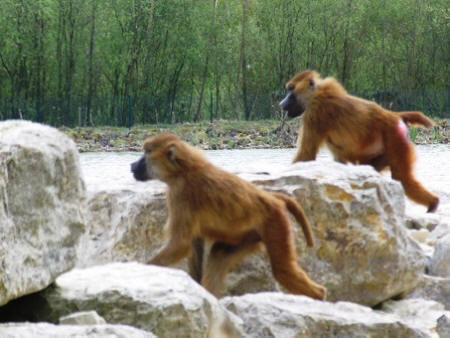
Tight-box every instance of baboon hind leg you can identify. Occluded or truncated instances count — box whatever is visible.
[201,232,262,297]
[386,133,439,212]
[262,211,326,300]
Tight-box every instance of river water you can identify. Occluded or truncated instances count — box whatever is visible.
[80,145,450,217]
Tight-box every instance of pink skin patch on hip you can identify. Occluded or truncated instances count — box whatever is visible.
[397,119,408,139]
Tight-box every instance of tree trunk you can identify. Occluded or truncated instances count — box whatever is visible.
[86,0,97,126]
[194,56,209,122]
[241,0,250,120]
[341,0,353,86]
[33,3,45,123]
[56,0,64,124]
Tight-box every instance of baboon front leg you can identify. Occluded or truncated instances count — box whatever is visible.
[293,127,323,162]
[149,238,191,267]
[202,232,262,297]
[262,211,326,300]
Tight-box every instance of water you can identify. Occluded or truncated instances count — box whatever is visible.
[80,145,450,216]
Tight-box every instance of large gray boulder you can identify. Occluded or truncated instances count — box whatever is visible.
[79,161,425,306]
[77,184,166,267]
[405,212,442,231]
[437,315,450,338]
[221,292,428,337]
[18,262,243,337]
[381,298,450,337]
[0,322,154,338]
[403,275,450,310]
[234,162,425,306]
[428,218,450,244]
[429,233,450,277]
[0,121,86,306]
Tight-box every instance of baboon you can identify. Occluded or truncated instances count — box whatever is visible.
[131,133,326,300]
[279,70,439,213]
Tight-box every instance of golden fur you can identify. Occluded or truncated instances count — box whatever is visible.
[134,133,326,299]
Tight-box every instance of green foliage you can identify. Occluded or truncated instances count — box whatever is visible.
[0,0,448,127]
[409,127,419,142]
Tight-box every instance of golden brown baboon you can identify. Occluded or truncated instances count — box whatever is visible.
[279,70,439,213]
[131,133,326,300]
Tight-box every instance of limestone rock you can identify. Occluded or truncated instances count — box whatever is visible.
[429,219,450,245]
[409,229,430,244]
[0,121,86,306]
[15,262,243,337]
[77,184,166,267]
[405,212,442,231]
[0,322,154,338]
[235,162,425,306]
[404,275,450,310]
[59,311,106,325]
[221,292,426,338]
[381,298,450,337]
[406,213,450,247]
[429,234,450,277]
[437,315,450,338]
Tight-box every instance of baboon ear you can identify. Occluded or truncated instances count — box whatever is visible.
[167,143,186,163]
[309,78,315,89]
[167,144,186,169]
[167,145,178,162]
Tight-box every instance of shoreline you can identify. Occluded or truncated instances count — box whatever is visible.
[60,118,450,153]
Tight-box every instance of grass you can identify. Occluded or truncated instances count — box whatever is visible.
[60,118,449,152]
[409,127,419,142]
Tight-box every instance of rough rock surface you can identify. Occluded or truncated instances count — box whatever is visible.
[235,162,425,306]
[437,315,450,338]
[409,228,430,244]
[381,298,450,337]
[0,121,86,306]
[17,262,243,337]
[221,292,427,338]
[405,212,442,231]
[59,311,106,325]
[428,218,450,245]
[404,275,450,310]
[0,322,154,338]
[77,184,166,267]
[429,233,450,277]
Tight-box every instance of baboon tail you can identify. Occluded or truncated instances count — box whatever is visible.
[271,192,314,247]
[398,112,434,128]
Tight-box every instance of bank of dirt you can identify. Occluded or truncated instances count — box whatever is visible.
[60,118,449,153]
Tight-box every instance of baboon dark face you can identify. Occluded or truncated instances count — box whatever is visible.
[131,155,154,181]
[132,133,192,184]
[279,89,305,118]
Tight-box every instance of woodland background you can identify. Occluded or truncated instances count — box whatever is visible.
[0,0,448,127]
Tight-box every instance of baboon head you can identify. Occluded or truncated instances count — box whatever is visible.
[131,133,208,183]
[279,70,320,118]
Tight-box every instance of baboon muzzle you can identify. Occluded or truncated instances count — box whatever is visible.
[279,92,305,118]
[131,156,150,181]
